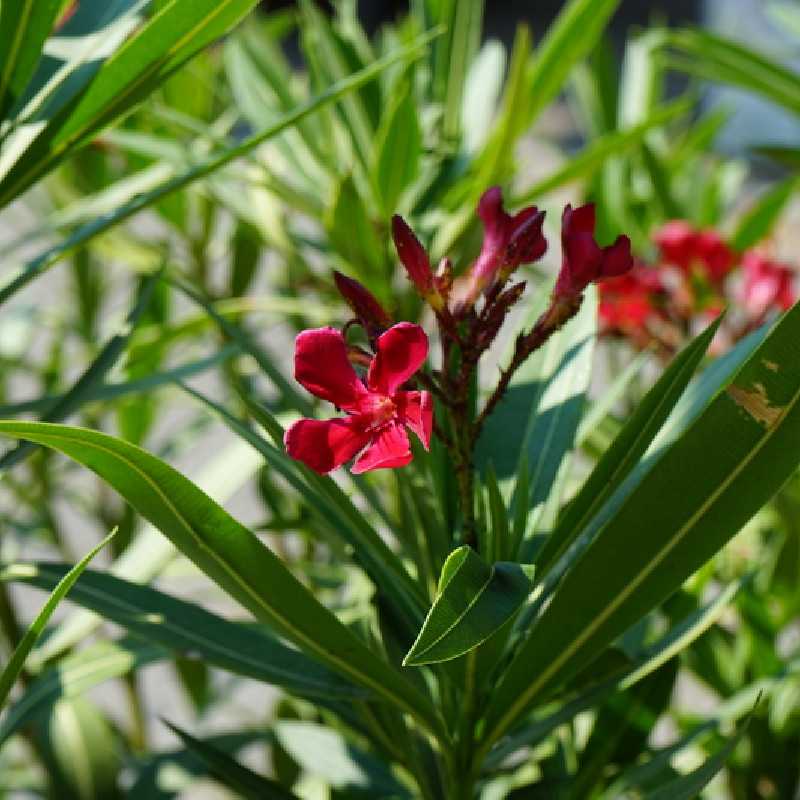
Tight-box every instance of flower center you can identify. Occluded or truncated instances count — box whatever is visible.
[359,394,396,431]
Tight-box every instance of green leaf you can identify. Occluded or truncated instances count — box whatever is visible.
[404,546,534,666]
[30,437,263,666]
[0,422,444,739]
[0,345,238,421]
[298,0,376,173]
[512,97,691,204]
[478,287,596,557]
[0,532,115,709]
[43,696,121,800]
[521,0,622,129]
[0,638,164,745]
[665,28,800,117]
[484,303,800,749]
[128,731,266,800]
[485,580,741,770]
[730,176,799,252]
[0,0,263,206]
[0,28,440,306]
[165,721,297,800]
[0,563,367,700]
[537,317,721,572]
[642,714,752,800]
[440,0,484,140]
[179,382,427,633]
[326,174,386,287]
[0,272,158,469]
[461,40,506,154]
[0,0,62,119]
[274,720,407,797]
[373,83,421,214]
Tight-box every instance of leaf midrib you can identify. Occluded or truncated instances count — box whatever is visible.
[11,428,435,732]
[488,374,800,747]
[26,565,355,695]
[0,0,36,110]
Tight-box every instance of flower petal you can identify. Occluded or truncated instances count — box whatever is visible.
[294,327,367,410]
[367,322,429,395]
[599,235,633,279]
[284,416,370,474]
[351,422,412,474]
[394,391,433,450]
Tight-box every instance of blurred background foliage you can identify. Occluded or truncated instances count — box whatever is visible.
[0,0,800,797]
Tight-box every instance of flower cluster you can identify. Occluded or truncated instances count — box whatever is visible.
[286,187,632,478]
[599,219,797,355]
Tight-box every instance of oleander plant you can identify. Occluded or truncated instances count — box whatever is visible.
[2,1,800,798]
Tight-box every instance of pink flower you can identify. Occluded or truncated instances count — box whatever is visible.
[284,323,433,474]
[463,187,546,304]
[740,250,796,319]
[554,204,632,298]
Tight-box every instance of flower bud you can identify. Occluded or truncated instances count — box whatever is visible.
[462,187,547,307]
[554,203,632,300]
[333,271,393,345]
[391,215,443,310]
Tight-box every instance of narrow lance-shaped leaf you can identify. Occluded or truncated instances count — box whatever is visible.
[0,0,62,119]
[0,29,441,307]
[165,720,298,800]
[404,546,534,666]
[0,271,159,469]
[0,563,367,701]
[483,301,800,751]
[664,28,800,117]
[178,382,427,633]
[537,316,722,572]
[0,531,116,709]
[642,711,754,800]
[0,0,264,206]
[485,579,741,770]
[0,422,445,739]
[30,436,263,667]
[730,176,799,253]
[0,638,165,744]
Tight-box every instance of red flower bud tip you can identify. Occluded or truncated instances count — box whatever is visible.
[285,324,433,474]
[739,250,796,319]
[333,271,393,344]
[554,203,633,299]
[463,186,547,305]
[391,215,443,310]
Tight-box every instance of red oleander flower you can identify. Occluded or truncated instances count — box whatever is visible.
[740,250,796,319]
[284,323,433,474]
[599,266,664,333]
[462,187,546,305]
[654,220,697,271]
[694,230,735,283]
[554,203,632,298]
[655,221,734,283]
